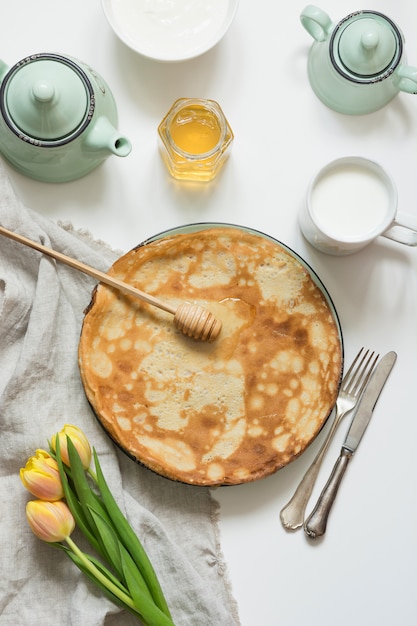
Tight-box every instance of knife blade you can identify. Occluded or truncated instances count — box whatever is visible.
[304,350,397,539]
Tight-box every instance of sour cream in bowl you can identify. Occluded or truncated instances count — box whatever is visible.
[101,0,239,62]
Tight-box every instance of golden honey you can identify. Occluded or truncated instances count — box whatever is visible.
[158,98,234,182]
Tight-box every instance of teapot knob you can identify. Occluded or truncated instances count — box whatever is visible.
[32,80,55,103]
[361,30,379,51]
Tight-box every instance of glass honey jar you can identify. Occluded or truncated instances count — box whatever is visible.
[158,98,234,182]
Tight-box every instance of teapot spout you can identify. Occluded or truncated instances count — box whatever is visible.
[84,116,132,157]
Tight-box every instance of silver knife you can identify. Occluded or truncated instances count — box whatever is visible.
[304,350,397,539]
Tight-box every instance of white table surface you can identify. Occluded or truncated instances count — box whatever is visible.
[1,1,416,624]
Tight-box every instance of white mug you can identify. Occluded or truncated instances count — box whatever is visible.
[299,156,417,255]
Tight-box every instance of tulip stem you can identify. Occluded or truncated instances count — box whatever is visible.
[87,467,98,483]
[65,536,137,613]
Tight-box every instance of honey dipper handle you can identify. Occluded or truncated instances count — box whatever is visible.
[0,225,222,341]
[0,225,177,315]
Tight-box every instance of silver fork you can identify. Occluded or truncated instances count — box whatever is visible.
[280,347,379,531]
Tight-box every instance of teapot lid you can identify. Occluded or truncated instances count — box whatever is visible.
[331,12,403,81]
[1,54,93,144]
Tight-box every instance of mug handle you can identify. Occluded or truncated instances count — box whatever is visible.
[382,211,417,246]
[300,5,333,42]
[396,66,417,95]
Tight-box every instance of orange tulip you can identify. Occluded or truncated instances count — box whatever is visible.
[26,500,75,543]
[20,449,64,501]
[51,424,92,470]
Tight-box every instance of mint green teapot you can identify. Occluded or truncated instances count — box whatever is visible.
[300,6,417,114]
[0,53,132,182]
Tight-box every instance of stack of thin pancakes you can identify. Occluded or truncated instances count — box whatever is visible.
[79,226,342,485]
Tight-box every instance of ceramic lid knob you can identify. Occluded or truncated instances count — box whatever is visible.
[361,30,380,50]
[338,17,397,76]
[5,58,89,141]
[32,80,55,103]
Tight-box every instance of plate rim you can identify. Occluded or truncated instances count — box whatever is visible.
[81,221,345,485]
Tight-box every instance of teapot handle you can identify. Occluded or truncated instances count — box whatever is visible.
[300,5,333,42]
[396,65,417,94]
[0,60,9,83]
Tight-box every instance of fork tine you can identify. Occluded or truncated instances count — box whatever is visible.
[349,349,371,394]
[343,347,379,396]
[342,347,366,388]
[353,351,379,396]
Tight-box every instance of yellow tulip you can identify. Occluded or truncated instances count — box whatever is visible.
[51,424,92,470]
[20,449,64,501]
[26,500,75,543]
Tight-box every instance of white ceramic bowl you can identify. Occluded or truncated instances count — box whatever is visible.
[101,0,239,62]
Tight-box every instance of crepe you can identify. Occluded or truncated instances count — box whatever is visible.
[79,226,342,486]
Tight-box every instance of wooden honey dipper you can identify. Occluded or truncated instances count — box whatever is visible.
[0,225,222,342]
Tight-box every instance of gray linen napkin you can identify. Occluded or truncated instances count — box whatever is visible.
[0,161,241,626]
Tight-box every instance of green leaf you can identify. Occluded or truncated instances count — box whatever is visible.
[87,505,125,582]
[55,436,102,554]
[66,437,120,563]
[120,547,176,626]
[60,543,128,596]
[86,509,170,625]
[66,437,104,526]
[63,548,143,620]
[66,481,102,550]
[93,449,172,619]
[119,540,153,599]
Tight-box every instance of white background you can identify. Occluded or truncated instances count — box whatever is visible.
[1,1,416,624]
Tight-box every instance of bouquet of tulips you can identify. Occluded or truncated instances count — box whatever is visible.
[20,425,175,626]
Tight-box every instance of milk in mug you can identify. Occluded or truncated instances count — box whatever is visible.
[310,163,390,240]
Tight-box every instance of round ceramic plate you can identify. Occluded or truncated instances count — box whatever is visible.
[79,224,343,486]
[101,0,239,62]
